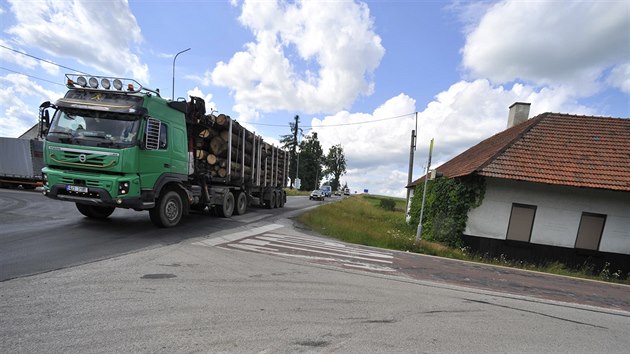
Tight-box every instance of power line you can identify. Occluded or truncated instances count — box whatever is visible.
[249,111,416,129]
[0,66,65,86]
[0,44,88,75]
[0,44,418,129]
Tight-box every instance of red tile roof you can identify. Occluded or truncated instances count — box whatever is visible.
[408,113,630,192]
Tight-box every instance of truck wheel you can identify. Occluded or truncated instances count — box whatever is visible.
[266,193,276,209]
[278,192,285,208]
[76,204,115,219]
[149,190,183,228]
[235,192,247,215]
[217,191,234,218]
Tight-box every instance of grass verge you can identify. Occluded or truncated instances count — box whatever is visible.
[296,195,629,285]
[284,188,311,197]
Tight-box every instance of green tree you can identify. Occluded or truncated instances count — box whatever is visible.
[323,144,347,192]
[279,115,301,188]
[297,132,324,191]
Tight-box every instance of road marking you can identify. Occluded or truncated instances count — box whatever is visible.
[221,232,395,272]
[193,224,283,247]
[258,233,393,260]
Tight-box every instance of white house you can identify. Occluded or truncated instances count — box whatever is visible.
[408,103,630,271]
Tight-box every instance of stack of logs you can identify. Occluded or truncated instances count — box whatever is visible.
[190,113,287,186]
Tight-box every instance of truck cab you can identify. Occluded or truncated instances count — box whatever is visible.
[41,74,191,225]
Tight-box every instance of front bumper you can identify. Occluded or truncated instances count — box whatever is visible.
[43,183,152,209]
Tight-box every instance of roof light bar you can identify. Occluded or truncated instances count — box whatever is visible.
[65,73,142,93]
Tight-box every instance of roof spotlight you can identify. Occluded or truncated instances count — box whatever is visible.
[88,77,99,88]
[113,79,123,90]
[101,78,111,89]
[76,76,87,87]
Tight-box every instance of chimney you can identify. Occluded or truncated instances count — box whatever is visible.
[507,102,531,128]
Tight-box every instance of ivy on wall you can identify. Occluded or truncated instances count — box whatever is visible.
[409,175,486,247]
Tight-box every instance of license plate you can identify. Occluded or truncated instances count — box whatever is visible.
[66,185,88,193]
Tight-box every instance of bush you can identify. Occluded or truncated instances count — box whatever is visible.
[408,175,485,247]
[379,199,396,211]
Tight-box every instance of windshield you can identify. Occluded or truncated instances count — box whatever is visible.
[47,109,140,148]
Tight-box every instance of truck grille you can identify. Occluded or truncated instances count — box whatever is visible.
[59,177,102,188]
[48,146,118,168]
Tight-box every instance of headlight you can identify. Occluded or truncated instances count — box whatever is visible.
[118,181,130,195]
[76,76,87,87]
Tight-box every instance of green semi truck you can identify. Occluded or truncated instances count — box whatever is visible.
[40,74,287,227]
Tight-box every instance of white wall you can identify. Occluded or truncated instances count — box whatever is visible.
[465,177,630,255]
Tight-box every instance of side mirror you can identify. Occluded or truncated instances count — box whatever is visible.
[38,101,55,138]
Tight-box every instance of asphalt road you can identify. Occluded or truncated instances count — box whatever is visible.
[1,188,629,352]
[0,188,321,281]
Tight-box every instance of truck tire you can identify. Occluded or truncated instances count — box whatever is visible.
[217,191,234,218]
[266,193,276,209]
[235,192,247,215]
[278,192,285,208]
[149,190,183,228]
[76,203,115,219]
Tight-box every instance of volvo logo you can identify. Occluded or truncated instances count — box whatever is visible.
[79,154,87,163]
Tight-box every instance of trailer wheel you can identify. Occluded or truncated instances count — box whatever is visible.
[76,204,115,219]
[149,190,183,228]
[217,191,234,218]
[235,192,247,215]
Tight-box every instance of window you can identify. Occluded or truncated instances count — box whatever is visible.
[575,213,606,251]
[159,123,168,149]
[506,203,536,242]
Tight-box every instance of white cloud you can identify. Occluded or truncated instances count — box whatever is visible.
[461,0,630,94]
[211,0,384,114]
[0,74,65,137]
[39,61,59,76]
[311,93,416,170]
[6,0,149,83]
[607,63,630,94]
[185,70,212,87]
[309,79,596,197]
[231,103,260,125]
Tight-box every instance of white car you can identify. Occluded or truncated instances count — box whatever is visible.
[309,190,325,201]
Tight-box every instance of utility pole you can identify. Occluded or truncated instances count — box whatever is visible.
[405,112,418,223]
[290,115,300,188]
[415,138,434,244]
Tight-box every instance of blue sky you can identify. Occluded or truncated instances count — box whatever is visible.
[1,0,628,197]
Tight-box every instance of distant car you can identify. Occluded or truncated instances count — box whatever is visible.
[320,185,332,197]
[334,190,341,196]
[343,188,350,195]
[309,190,325,201]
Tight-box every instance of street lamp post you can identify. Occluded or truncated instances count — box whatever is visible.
[172,48,191,100]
